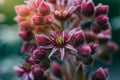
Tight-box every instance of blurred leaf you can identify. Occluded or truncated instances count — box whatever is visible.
[111,16,120,30]
[0,0,23,24]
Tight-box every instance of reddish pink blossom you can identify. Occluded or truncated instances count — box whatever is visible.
[15,5,30,17]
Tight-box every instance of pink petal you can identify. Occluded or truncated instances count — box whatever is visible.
[60,48,65,60]
[14,66,24,72]
[21,73,28,80]
[68,28,78,40]
[67,6,76,14]
[13,66,24,76]
[39,44,53,49]
[49,48,58,58]
[29,71,34,80]
[65,44,77,53]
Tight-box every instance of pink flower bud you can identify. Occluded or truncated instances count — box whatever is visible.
[96,15,108,25]
[14,15,26,23]
[92,67,108,80]
[103,68,109,78]
[28,43,37,53]
[89,43,99,55]
[32,66,43,78]
[33,48,47,59]
[35,34,51,46]
[81,0,95,17]
[71,30,85,47]
[27,0,37,12]
[19,22,30,31]
[38,2,50,16]
[107,42,118,52]
[44,15,52,24]
[102,29,111,35]
[78,45,91,57]
[28,57,35,64]
[21,42,29,53]
[18,31,33,41]
[15,5,30,17]
[31,13,44,25]
[95,5,109,16]
[51,61,62,78]
[21,42,36,53]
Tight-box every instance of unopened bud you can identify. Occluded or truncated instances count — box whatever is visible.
[38,2,50,16]
[71,30,85,47]
[89,43,99,55]
[15,5,30,17]
[19,22,30,31]
[81,1,95,17]
[96,15,108,25]
[28,57,35,64]
[31,13,44,25]
[107,42,118,52]
[92,67,108,80]
[103,68,109,78]
[18,31,33,41]
[33,48,47,59]
[28,43,37,53]
[32,66,43,78]
[35,34,51,46]
[51,61,62,78]
[102,29,111,35]
[14,15,26,23]
[44,15,52,24]
[78,45,91,57]
[21,42,29,53]
[95,5,109,16]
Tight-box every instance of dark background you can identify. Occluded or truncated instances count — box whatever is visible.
[0,0,120,80]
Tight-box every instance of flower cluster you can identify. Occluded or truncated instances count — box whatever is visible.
[14,0,118,80]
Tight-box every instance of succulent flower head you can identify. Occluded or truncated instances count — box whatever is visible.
[14,0,118,80]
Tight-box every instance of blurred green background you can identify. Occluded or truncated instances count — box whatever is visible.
[0,0,120,80]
